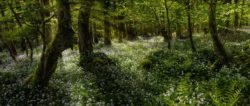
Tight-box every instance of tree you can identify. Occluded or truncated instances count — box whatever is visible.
[222,0,232,34]
[234,0,239,29]
[78,0,95,56]
[103,0,112,46]
[27,0,74,88]
[8,1,34,61]
[0,1,18,62]
[208,0,228,68]
[164,0,172,49]
[39,0,52,54]
[175,7,182,39]
[186,0,196,52]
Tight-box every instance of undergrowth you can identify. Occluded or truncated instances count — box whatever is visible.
[0,34,250,105]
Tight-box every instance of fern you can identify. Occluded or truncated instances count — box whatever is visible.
[209,80,244,106]
[162,73,195,106]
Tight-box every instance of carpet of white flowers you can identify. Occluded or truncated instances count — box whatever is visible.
[1,33,250,105]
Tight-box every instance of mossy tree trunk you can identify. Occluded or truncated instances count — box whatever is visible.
[29,0,74,88]
[208,0,228,66]
[39,0,52,54]
[104,0,112,46]
[78,0,95,56]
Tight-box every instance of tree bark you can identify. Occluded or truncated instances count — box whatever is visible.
[28,0,74,88]
[208,0,228,67]
[78,0,95,56]
[38,0,52,56]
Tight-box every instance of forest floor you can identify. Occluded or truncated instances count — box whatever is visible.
[1,29,250,105]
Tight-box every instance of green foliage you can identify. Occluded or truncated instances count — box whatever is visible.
[0,0,250,104]
[161,73,199,106]
[1,36,250,105]
[141,48,216,80]
[207,67,248,106]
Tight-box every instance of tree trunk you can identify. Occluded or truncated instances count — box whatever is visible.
[78,0,95,56]
[208,0,228,67]
[39,0,51,55]
[4,41,17,62]
[9,2,34,61]
[26,38,33,61]
[92,22,99,44]
[21,39,29,56]
[175,8,182,39]
[104,0,112,46]
[164,0,171,49]
[224,0,231,33]
[186,0,196,52]
[234,0,239,30]
[118,22,125,42]
[239,0,245,27]
[28,0,74,88]
[126,22,137,40]
[0,4,17,62]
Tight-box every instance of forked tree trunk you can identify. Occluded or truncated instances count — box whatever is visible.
[78,0,95,56]
[28,0,74,88]
[209,0,228,67]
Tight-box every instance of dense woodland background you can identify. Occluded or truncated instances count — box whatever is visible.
[0,0,250,105]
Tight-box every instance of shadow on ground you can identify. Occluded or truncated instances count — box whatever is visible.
[80,52,164,105]
[0,59,71,105]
